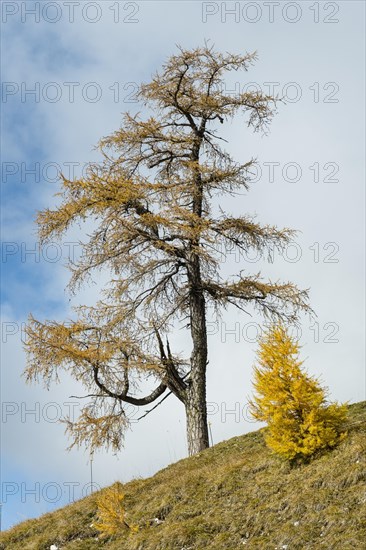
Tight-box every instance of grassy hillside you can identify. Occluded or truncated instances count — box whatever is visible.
[1,401,365,550]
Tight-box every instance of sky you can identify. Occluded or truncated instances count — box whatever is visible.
[1,0,365,531]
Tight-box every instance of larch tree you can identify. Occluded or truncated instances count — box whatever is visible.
[25,44,311,456]
[249,324,347,461]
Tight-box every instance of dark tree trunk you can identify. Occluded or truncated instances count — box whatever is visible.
[186,257,210,455]
[184,136,210,456]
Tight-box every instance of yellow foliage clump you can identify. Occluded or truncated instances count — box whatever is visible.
[94,482,138,537]
[249,324,347,462]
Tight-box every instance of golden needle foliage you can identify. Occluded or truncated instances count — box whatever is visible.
[249,324,347,462]
[94,483,138,537]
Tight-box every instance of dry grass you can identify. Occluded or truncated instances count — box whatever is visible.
[1,401,365,549]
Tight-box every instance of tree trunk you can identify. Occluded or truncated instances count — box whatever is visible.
[185,378,209,455]
[186,257,210,455]
[184,136,210,456]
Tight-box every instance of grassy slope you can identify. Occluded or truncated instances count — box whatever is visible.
[1,401,365,550]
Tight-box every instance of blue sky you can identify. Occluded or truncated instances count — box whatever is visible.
[1,0,365,530]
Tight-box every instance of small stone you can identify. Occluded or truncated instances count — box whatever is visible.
[153,517,163,525]
[294,521,300,527]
